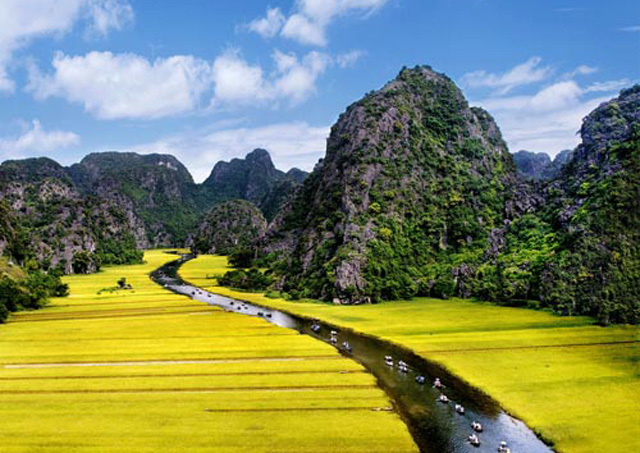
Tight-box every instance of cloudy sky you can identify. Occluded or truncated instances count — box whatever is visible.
[0,0,637,181]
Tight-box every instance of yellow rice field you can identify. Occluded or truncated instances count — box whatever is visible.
[0,250,417,452]
[181,254,640,453]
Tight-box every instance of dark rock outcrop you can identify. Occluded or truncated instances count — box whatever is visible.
[192,200,267,255]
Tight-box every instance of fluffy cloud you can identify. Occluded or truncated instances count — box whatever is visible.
[461,56,635,156]
[0,120,80,160]
[246,7,285,38]
[248,0,389,46]
[212,49,330,107]
[27,47,336,118]
[461,57,553,95]
[131,121,330,182]
[475,80,627,155]
[0,0,133,92]
[28,51,212,120]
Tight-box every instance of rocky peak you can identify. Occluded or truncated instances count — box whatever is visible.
[512,150,552,180]
[262,65,517,303]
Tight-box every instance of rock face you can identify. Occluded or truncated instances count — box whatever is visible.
[261,66,517,303]
[256,67,639,324]
[192,200,267,255]
[538,86,640,323]
[0,158,143,273]
[0,149,305,273]
[512,150,551,179]
[201,149,308,221]
[513,150,573,180]
[70,152,199,246]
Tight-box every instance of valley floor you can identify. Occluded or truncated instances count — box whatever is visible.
[0,250,416,452]
[181,255,640,453]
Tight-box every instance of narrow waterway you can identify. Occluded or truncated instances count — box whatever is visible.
[151,254,553,453]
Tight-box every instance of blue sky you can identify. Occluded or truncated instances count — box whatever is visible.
[0,0,638,181]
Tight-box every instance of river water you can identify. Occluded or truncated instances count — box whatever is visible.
[151,254,553,453]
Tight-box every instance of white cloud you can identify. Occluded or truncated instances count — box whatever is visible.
[28,51,212,120]
[28,47,337,118]
[85,0,134,37]
[246,7,285,38]
[248,0,389,46]
[272,50,331,103]
[0,0,132,92]
[336,50,365,68]
[131,121,330,182]
[461,57,553,94]
[619,25,640,32]
[0,119,80,159]
[281,13,327,46]
[211,50,269,105]
[211,48,331,107]
[585,79,633,93]
[475,80,625,155]
[563,65,598,79]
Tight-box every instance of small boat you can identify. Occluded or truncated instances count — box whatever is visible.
[384,355,394,366]
[497,441,511,453]
[311,323,321,332]
[455,404,465,415]
[330,330,338,337]
[468,434,481,447]
[415,375,426,385]
[398,360,409,373]
[341,342,352,353]
[266,313,272,318]
[471,421,483,432]
[330,337,337,344]
[433,378,443,389]
[438,394,449,403]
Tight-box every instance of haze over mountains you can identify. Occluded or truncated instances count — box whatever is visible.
[1,65,638,324]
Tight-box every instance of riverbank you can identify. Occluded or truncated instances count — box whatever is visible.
[0,250,416,452]
[180,255,640,453]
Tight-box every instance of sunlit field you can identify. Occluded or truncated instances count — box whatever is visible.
[182,255,640,453]
[0,250,416,452]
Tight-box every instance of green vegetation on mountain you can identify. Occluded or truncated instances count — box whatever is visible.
[201,149,308,221]
[239,67,639,324]
[191,199,267,255]
[0,157,143,274]
[0,149,302,275]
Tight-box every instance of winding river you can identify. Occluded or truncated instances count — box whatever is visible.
[151,254,553,453]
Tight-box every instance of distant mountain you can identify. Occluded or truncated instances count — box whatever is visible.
[201,149,308,221]
[0,149,306,273]
[191,200,267,255]
[0,157,144,273]
[513,149,574,180]
[70,152,200,246]
[512,151,551,179]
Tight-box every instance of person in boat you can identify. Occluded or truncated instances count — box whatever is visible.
[471,421,483,432]
[498,441,511,453]
[468,434,480,446]
[455,404,465,414]
[433,378,443,389]
[415,375,426,384]
[438,394,449,403]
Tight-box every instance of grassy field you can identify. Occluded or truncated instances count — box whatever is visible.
[181,255,640,453]
[0,250,417,452]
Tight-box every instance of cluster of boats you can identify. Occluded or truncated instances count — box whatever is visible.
[314,324,353,353]
[385,354,512,451]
